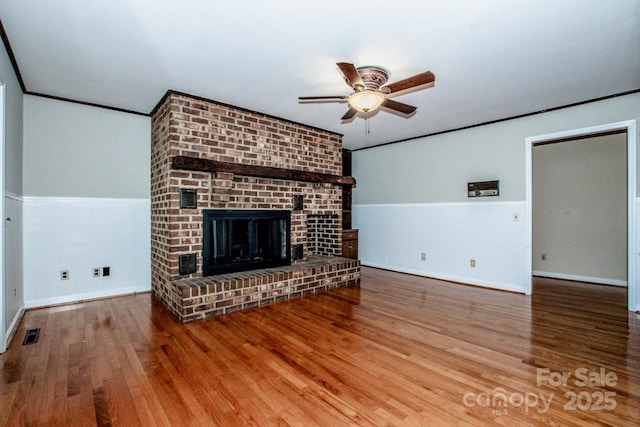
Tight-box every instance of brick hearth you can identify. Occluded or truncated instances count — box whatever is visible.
[150,91,360,321]
[172,256,360,322]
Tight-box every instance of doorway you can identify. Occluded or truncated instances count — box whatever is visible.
[525,121,637,311]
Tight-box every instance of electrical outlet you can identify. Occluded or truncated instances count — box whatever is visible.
[513,213,519,222]
[102,266,110,277]
[93,267,101,277]
[421,252,426,261]
[470,259,476,268]
[61,270,70,280]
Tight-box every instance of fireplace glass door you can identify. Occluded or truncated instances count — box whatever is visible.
[203,210,291,275]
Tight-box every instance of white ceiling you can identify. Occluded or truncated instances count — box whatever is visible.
[1,1,638,149]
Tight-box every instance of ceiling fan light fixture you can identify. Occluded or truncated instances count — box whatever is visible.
[347,90,385,113]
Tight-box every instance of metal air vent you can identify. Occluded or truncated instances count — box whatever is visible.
[23,328,40,345]
[180,188,198,209]
[468,180,499,197]
[292,195,304,211]
[292,244,304,261]
[179,253,197,275]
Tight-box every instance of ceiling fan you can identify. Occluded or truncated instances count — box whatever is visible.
[299,62,435,120]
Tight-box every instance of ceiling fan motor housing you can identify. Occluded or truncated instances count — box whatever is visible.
[354,66,390,92]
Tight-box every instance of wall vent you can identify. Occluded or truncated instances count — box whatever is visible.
[179,188,198,209]
[292,244,304,261]
[468,180,499,197]
[292,195,304,211]
[179,253,197,275]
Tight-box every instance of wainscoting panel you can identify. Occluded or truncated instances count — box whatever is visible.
[353,201,529,293]
[23,197,151,307]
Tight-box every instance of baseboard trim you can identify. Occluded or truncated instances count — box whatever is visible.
[361,262,526,294]
[25,286,151,309]
[533,270,627,287]
[3,305,25,352]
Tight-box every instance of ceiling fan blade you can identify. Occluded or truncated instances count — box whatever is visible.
[299,95,347,101]
[384,71,435,94]
[382,98,417,115]
[341,107,358,120]
[336,62,365,89]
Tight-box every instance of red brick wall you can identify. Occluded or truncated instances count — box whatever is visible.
[151,92,344,305]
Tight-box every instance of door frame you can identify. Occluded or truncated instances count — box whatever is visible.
[525,120,637,311]
[0,83,5,351]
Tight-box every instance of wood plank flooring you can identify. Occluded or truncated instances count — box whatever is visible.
[1,267,639,426]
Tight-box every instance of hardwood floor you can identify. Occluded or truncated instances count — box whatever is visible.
[1,268,639,426]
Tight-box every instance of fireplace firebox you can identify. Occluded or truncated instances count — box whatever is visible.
[203,210,291,275]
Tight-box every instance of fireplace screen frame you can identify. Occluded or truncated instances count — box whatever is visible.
[202,209,291,276]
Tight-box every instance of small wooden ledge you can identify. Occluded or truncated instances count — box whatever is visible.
[171,155,356,186]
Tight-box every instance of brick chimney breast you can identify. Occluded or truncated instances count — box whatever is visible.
[151,92,360,321]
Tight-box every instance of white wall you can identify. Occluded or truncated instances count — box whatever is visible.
[353,92,640,303]
[22,96,152,308]
[23,197,150,307]
[23,95,150,198]
[354,202,529,292]
[533,134,627,286]
[354,93,640,204]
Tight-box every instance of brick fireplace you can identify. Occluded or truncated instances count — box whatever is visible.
[150,91,360,322]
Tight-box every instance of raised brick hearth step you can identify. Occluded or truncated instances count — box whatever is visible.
[172,255,360,322]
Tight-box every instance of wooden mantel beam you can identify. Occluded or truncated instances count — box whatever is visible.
[171,156,356,186]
